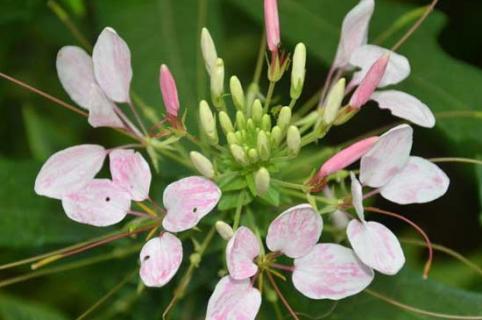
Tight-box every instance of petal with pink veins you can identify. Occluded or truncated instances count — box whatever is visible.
[162,176,221,232]
[380,156,449,204]
[350,173,365,221]
[347,219,405,275]
[371,90,435,128]
[87,84,124,128]
[266,204,323,258]
[360,124,413,188]
[293,243,374,300]
[205,276,261,320]
[35,144,107,199]
[226,227,260,280]
[92,27,132,103]
[109,149,151,201]
[139,233,183,287]
[62,179,131,226]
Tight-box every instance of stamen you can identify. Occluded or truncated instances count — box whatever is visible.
[271,263,294,273]
[267,272,300,320]
[429,157,482,166]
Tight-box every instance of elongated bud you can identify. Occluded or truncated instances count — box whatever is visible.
[190,151,215,178]
[230,144,248,166]
[215,221,234,240]
[323,78,346,124]
[255,167,270,195]
[271,126,282,146]
[349,54,389,109]
[264,0,280,53]
[201,28,218,75]
[257,130,271,161]
[230,76,245,111]
[219,111,234,134]
[235,111,246,130]
[287,125,301,156]
[277,106,291,131]
[199,100,218,144]
[227,132,239,145]
[251,99,264,124]
[261,114,272,131]
[211,58,225,109]
[290,43,306,100]
[160,64,179,118]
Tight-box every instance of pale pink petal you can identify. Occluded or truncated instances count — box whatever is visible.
[56,46,96,108]
[92,27,132,103]
[162,176,221,232]
[206,276,261,320]
[264,0,280,52]
[160,64,180,118]
[266,204,323,258]
[87,84,124,128]
[139,233,183,287]
[61,179,130,226]
[371,90,435,128]
[226,227,260,280]
[334,0,375,68]
[350,173,364,221]
[347,220,405,275]
[109,149,151,201]
[35,144,106,199]
[360,124,413,188]
[293,243,374,300]
[350,45,410,87]
[380,156,449,204]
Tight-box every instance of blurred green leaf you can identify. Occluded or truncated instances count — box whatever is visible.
[0,295,67,320]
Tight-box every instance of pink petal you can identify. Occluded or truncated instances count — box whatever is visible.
[350,45,410,87]
[162,176,221,232]
[139,233,183,287]
[56,46,96,109]
[380,156,449,204]
[61,179,131,226]
[206,276,261,320]
[350,173,364,221]
[333,0,375,68]
[226,227,260,280]
[293,243,374,300]
[360,124,413,188]
[35,144,107,199]
[347,220,405,275]
[266,204,323,258]
[92,27,132,103]
[160,64,180,118]
[87,84,124,128]
[371,90,435,128]
[109,149,151,201]
[264,0,280,52]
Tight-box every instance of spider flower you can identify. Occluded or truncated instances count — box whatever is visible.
[160,64,180,119]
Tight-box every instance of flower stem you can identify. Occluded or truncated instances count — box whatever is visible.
[267,272,300,320]
[264,81,276,112]
[253,33,267,85]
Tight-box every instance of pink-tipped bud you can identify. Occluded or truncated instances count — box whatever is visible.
[264,0,280,53]
[349,54,389,109]
[160,64,179,118]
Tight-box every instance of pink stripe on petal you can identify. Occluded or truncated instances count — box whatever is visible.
[347,220,405,275]
[226,227,260,280]
[206,276,261,320]
[61,179,130,227]
[293,243,374,300]
[139,233,183,287]
[160,65,180,118]
[264,0,280,52]
[266,204,323,258]
[35,144,106,199]
[162,176,221,232]
[87,84,124,128]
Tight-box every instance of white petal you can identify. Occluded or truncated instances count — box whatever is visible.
[162,176,221,232]
[293,243,374,300]
[371,90,435,128]
[109,149,151,201]
[226,227,260,280]
[360,124,413,188]
[139,233,183,287]
[380,156,450,204]
[350,45,410,87]
[87,84,124,128]
[56,46,96,108]
[34,144,106,199]
[347,220,405,275]
[61,179,130,227]
[333,0,375,68]
[92,27,132,103]
[266,204,323,258]
[205,276,261,320]
[350,173,364,221]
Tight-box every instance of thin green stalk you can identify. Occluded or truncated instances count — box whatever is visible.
[264,81,276,112]
[253,33,267,85]
[429,157,482,166]
[233,192,246,230]
[271,179,307,192]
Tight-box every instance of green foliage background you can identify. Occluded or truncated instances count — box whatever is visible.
[0,0,481,319]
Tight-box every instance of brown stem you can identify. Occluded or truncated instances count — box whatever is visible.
[266,272,299,320]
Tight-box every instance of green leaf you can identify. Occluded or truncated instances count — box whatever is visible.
[218,191,253,211]
[0,295,67,320]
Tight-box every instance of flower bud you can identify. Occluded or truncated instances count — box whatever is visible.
[246,119,256,132]
[290,43,306,100]
[230,144,248,166]
[218,111,234,134]
[255,167,270,195]
[159,64,179,118]
[323,78,346,124]
[287,125,301,156]
[236,111,246,130]
[201,28,218,75]
[190,151,215,178]
[257,130,271,161]
[277,106,291,131]
[215,221,234,240]
[264,0,280,53]
[210,58,225,109]
[251,99,263,124]
[226,132,239,145]
[248,148,259,162]
[271,126,282,146]
[199,100,218,144]
[261,114,272,131]
[230,76,245,111]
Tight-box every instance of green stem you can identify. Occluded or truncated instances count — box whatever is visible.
[429,157,482,166]
[264,81,276,112]
[253,33,267,85]
[271,179,307,192]
[232,192,246,231]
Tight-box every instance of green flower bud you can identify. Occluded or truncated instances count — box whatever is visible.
[236,111,246,130]
[248,148,259,162]
[290,43,306,100]
[201,28,218,75]
[257,130,271,161]
[268,53,290,82]
[271,126,282,146]
[255,167,270,195]
[230,144,248,166]
[215,221,234,240]
[230,76,245,111]
[323,78,346,124]
[218,111,234,134]
[251,99,263,124]
[199,100,218,144]
[246,118,256,132]
[227,132,239,145]
[210,58,225,109]
[277,106,292,132]
[287,125,301,156]
[261,114,272,131]
[235,130,244,143]
[190,151,215,178]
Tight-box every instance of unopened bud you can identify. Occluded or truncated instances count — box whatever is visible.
[230,144,248,166]
[251,99,263,124]
[159,64,179,118]
[211,58,225,109]
[246,119,256,132]
[287,126,301,156]
[236,111,246,130]
[248,148,259,162]
[255,167,270,195]
[323,78,346,124]
[199,100,218,144]
[271,126,282,146]
[290,43,306,100]
[230,76,245,111]
[264,0,280,53]
[190,151,215,178]
[218,111,234,134]
[201,28,218,75]
[215,221,234,240]
[277,106,291,131]
[257,130,271,161]
[227,132,239,145]
[261,114,272,131]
